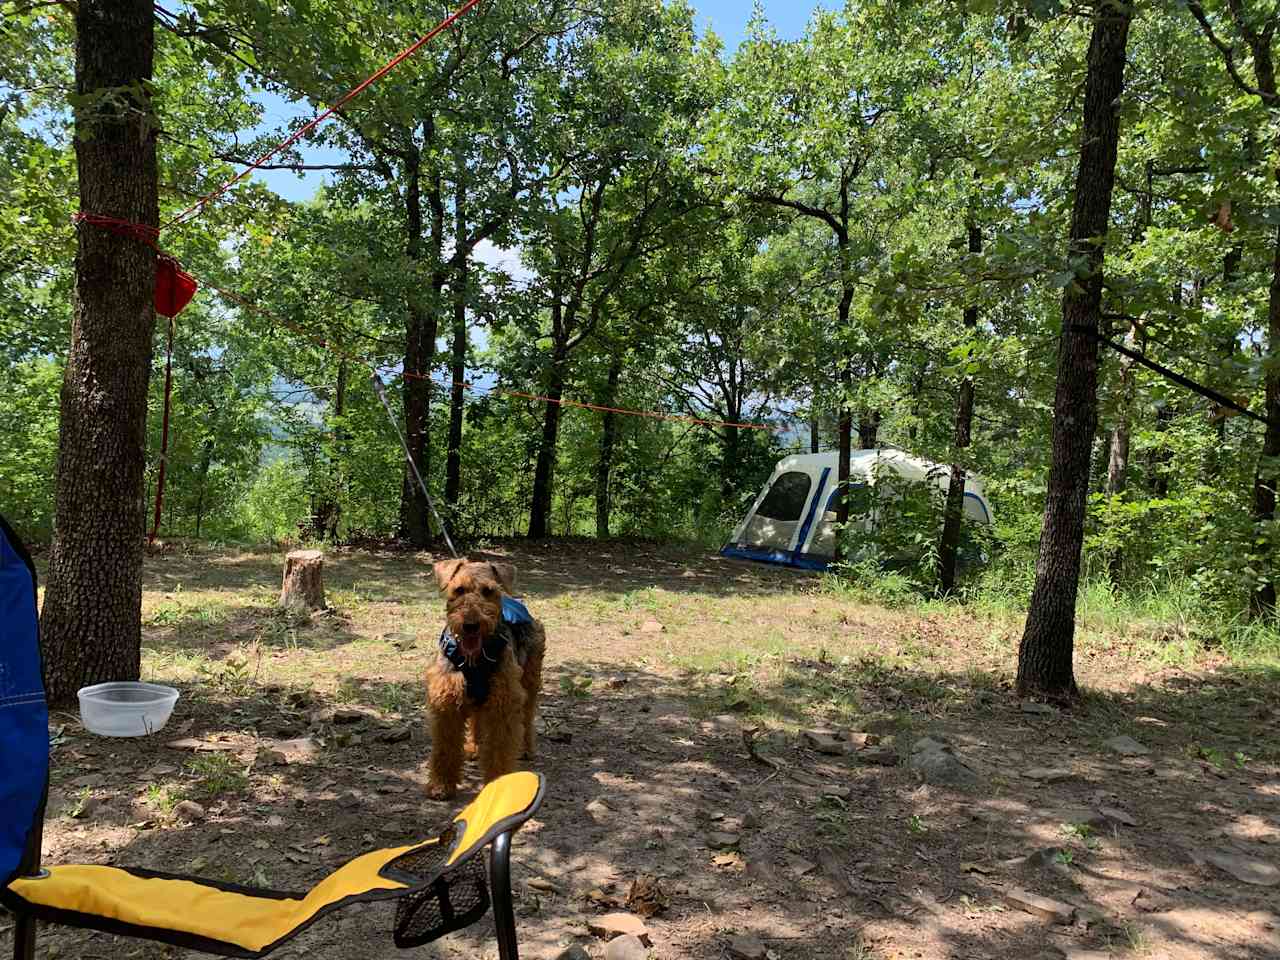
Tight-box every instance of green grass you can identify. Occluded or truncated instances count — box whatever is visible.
[184,753,249,800]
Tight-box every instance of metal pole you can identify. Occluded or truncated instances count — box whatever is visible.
[368,371,458,558]
[489,831,519,960]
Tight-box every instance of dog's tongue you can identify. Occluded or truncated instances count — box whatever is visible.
[458,632,483,658]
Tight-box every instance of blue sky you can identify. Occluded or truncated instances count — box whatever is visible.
[252,0,835,202]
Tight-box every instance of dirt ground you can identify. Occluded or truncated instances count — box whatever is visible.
[5,540,1279,960]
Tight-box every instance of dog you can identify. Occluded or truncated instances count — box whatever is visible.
[425,558,545,799]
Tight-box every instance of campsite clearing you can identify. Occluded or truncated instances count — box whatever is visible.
[19,541,1280,960]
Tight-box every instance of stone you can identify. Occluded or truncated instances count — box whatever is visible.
[588,913,650,946]
[1103,735,1150,757]
[859,745,899,766]
[258,748,289,766]
[1020,701,1058,715]
[640,619,664,634]
[164,738,238,752]
[377,725,412,744]
[908,738,978,788]
[552,948,592,960]
[527,876,562,893]
[274,737,321,760]
[384,632,417,651]
[586,799,612,824]
[706,831,741,850]
[727,934,768,960]
[68,796,100,819]
[784,854,817,876]
[802,730,848,755]
[1096,806,1137,827]
[607,676,628,690]
[1005,888,1076,924]
[172,800,206,823]
[603,935,648,960]
[1022,767,1073,783]
[332,708,366,725]
[1203,850,1280,887]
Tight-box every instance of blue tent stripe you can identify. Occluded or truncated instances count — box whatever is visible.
[0,516,49,887]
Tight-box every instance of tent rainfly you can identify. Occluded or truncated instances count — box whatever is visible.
[720,448,994,571]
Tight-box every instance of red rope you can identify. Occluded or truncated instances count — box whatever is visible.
[164,0,486,229]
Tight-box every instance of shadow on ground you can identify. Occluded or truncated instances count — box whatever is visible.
[9,645,1278,960]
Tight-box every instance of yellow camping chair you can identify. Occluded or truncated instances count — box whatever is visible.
[0,513,543,960]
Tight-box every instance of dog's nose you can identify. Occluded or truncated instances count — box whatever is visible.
[463,618,479,630]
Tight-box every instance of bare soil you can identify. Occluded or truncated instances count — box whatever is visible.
[6,541,1279,960]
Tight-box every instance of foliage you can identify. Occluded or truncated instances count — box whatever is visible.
[4,0,1280,638]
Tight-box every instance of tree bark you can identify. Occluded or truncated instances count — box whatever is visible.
[595,352,623,539]
[398,125,444,547]
[1018,2,1132,700]
[938,222,982,595]
[833,286,855,563]
[279,549,326,612]
[445,178,468,508]
[39,0,158,704]
[809,395,820,454]
[1251,226,1280,618]
[858,410,881,450]
[529,340,567,539]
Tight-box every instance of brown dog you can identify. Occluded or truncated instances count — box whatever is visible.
[425,558,545,799]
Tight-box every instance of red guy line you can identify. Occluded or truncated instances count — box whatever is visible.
[164,0,486,229]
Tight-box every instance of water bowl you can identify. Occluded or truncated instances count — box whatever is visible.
[78,681,179,738]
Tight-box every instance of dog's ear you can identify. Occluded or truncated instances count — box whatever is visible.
[433,558,466,591]
[487,561,516,594]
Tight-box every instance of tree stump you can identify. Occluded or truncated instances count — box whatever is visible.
[279,549,325,612]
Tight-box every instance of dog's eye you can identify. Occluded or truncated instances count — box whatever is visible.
[481,586,496,598]
[451,587,465,599]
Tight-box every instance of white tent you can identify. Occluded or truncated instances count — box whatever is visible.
[721,448,994,570]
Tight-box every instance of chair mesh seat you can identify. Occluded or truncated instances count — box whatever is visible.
[388,824,491,948]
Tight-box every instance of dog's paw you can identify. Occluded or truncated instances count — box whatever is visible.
[425,782,456,801]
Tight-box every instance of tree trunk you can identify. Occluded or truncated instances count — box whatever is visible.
[279,549,326,612]
[833,281,855,564]
[1018,2,1132,701]
[39,0,158,705]
[1104,323,1138,584]
[809,395,820,454]
[595,352,623,539]
[313,358,346,541]
[398,129,444,547]
[194,436,213,539]
[858,410,881,449]
[529,345,567,539]
[1251,225,1280,618]
[444,264,467,507]
[446,152,468,508]
[938,222,982,595]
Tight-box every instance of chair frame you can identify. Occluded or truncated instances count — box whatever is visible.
[10,809,522,960]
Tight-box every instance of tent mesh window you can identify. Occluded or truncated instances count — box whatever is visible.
[389,826,491,948]
[757,471,811,521]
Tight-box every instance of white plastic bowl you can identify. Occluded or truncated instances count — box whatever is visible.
[78,681,179,737]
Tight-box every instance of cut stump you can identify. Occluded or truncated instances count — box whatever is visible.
[280,549,325,612]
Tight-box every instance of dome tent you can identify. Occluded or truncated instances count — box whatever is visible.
[720,448,994,571]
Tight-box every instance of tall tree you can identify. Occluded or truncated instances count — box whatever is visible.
[40,0,158,702]
[1017,1,1134,700]
[1186,0,1280,617]
[937,219,982,595]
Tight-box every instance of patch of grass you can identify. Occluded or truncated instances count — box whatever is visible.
[559,676,593,700]
[61,787,92,819]
[145,782,179,815]
[196,646,261,697]
[371,680,420,715]
[184,753,249,800]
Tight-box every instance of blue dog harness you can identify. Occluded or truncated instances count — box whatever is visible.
[439,597,534,705]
